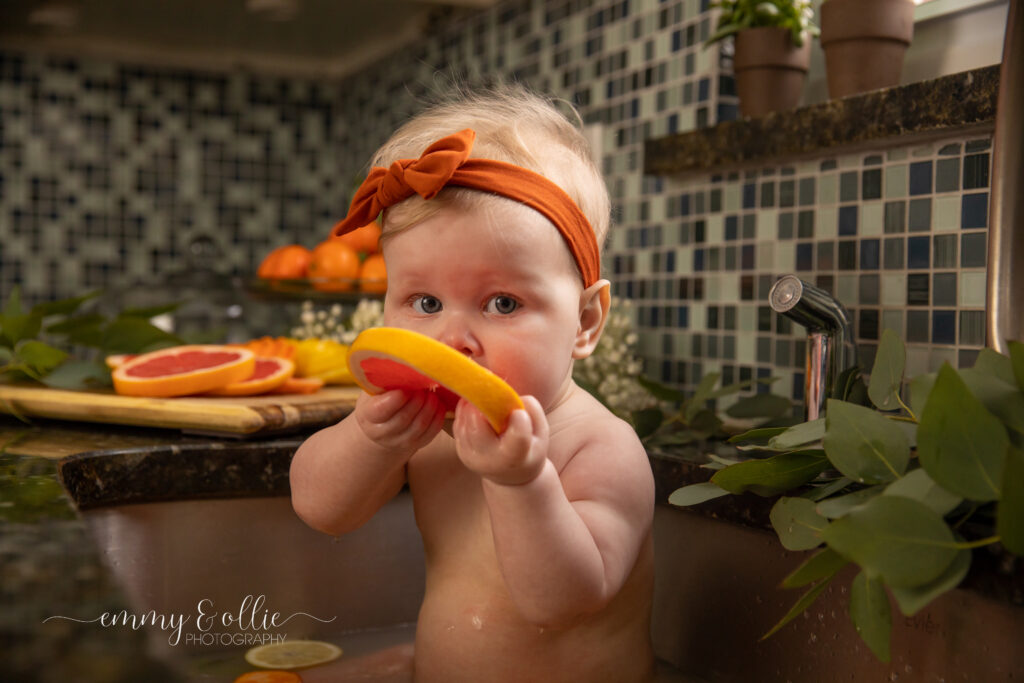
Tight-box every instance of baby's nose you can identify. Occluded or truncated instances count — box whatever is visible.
[437,315,482,357]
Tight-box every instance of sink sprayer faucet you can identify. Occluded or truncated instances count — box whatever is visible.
[769,275,857,421]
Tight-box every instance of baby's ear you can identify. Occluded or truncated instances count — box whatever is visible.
[572,280,611,359]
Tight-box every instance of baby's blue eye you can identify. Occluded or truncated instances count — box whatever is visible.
[412,295,443,314]
[486,295,519,315]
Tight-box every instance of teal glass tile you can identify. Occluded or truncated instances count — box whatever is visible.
[862,168,882,200]
[938,143,961,156]
[961,192,988,228]
[933,310,956,344]
[778,212,794,239]
[959,271,986,307]
[909,161,933,195]
[797,210,814,238]
[859,309,880,340]
[884,201,906,233]
[906,310,929,342]
[860,239,880,270]
[935,157,960,192]
[840,171,858,202]
[859,274,880,305]
[882,310,903,337]
[933,234,957,268]
[933,272,956,306]
[760,181,776,207]
[819,174,838,204]
[742,214,756,239]
[961,232,987,267]
[799,177,815,205]
[779,179,795,207]
[959,310,985,345]
[908,236,930,269]
[965,139,991,152]
[818,241,835,270]
[907,273,929,305]
[908,198,932,232]
[838,241,856,270]
[885,165,907,198]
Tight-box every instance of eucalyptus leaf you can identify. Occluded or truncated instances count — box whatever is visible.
[30,290,101,317]
[770,496,828,550]
[889,547,971,617]
[668,482,731,507]
[726,393,791,419]
[40,360,112,389]
[822,496,958,588]
[824,399,910,484]
[707,375,778,400]
[768,417,825,450]
[868,328,905,411]
[728,425,790,446]
[637,375,687,402]
[711,450,829,496]
[44,313,107,336]
[917,364,1006,501]
[849,572,892,662]
[803,476,854,502]
[14,340,68,374]
[631,408,665,439]
[815,485,883,518]
[685,371,721,422]
[973,347,1015,381]
[781,547,849,589]
[0,310,41,347]
[761,576,834,641]
[0,346,12,364]
[100,317,182,354]
[883,468,962,517]
[997,446,1024,555]
[1009,341,1024,392]
[120,302,181,319]
[958,368,1024,436]
[909,372,936,420]
[688,409,723,435]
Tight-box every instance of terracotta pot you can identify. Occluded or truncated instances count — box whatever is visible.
[733,27,812,118]
[820,0,915,98]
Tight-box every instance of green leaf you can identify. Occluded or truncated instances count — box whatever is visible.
[14,340,68,374]
[636,375,686,403]
[40,360,111,389]
[687,409,724,435]
[781,547,849,588]
[685,372,721,422]
[100,317,181,354]
[816,485,883,518]
[768,417,825,450]
[868,328,905,411]
[631,407,665,439]
[909,372,936,419]
[0,310,41,347]
[1009,341,1024,392]
[959,368,1024,436]
[711,450,830,496]
[883,468,962,517]
[973,347,1015,380]
[997,446,1024,555]
[849,571,892,662]
[803,476,854,502]
[120,301,181,319]
[668,482,731,507]
[725,393,791,419]
[770,496,828,550]
[822,496,958,588]
[917,364,1007,501]
[889,547,971,617]
[824,399,910,484]
[29,289,101,317]
[761,575,834,641]
[728,425,790,446]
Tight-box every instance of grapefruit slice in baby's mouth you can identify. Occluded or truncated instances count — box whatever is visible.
[347,327,524,433]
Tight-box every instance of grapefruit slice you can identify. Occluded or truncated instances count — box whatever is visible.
[269,376,325,394]
[347,327,524,433]
[206,356,295,396]
[104,353,137,370]
[112,345,256,397]
[244,639,342,669]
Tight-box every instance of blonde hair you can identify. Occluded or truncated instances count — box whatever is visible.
[370,83,610,266]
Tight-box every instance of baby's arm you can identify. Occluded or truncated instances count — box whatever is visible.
[454,397,654,627]
[290,389,446,535]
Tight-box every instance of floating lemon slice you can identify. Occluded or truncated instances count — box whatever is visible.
[243,639,342,670]
[347,327,524,434]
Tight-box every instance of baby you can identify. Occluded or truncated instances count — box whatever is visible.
[290,85,655,683]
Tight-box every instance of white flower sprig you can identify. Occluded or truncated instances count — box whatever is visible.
[290,299,384,343]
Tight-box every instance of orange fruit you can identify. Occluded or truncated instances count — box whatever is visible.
[268,376,325,394]
[112,345,256,397]
[244,639,342,669]
[347,327,523,433]
[258,245,312,280]
[333,220,381,254]
[234,671,302,683]
[308,240,360,292]
[206,356,295,396]
[359,253,387,293]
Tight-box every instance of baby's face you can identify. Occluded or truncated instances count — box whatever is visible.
[381,201,586,411]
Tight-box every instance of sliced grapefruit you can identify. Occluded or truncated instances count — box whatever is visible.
[269,376,325,394]
[112,345,256,397]
[104,353,137,370]
[347,327,524,433]
[206,356,295,396]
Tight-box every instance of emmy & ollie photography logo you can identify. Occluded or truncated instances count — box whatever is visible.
[43,594,336,647]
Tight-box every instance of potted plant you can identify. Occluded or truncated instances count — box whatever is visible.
[706,0,819,117]
[819,0,915,98]
[670,328,1024,661]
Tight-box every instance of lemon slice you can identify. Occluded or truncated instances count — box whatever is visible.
[243,639,342,670]
[347,327,524,433]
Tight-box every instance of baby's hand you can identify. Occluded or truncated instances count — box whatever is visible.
[354,389,446,454]
[453,395,549,486]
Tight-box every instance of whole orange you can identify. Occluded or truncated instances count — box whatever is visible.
[359,253,387,294]
[333,220,382,254]
[257,244,312,280]
[308,240,360,291]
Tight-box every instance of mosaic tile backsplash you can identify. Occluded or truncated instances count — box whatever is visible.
[0,0,995,403]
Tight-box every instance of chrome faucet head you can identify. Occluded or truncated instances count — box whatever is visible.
[769,275,857,421]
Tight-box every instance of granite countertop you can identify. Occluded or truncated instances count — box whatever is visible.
[643,65,1001,176]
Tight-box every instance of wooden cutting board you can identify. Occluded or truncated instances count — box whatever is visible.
[0,383,361,436]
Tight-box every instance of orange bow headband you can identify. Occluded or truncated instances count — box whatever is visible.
[331,129,601,287]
